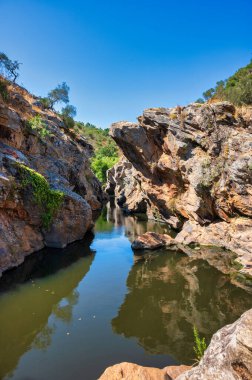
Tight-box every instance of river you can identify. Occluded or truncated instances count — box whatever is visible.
[0,205,252,380]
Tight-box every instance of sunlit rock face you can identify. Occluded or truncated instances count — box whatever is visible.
[108,102,252,275]
[177,308,252,380]
[112,250,252,364]
[0,78,104,275]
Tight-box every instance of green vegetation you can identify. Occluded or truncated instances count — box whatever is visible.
[27,115,51,139]
[18,164,64,229]
[193,326,207,362]
[200,60,252,105]
[0,77,9,102]
[0,52,21,83]
[61,104,77,129]
[41,82,70,110]
[74,122,119,183]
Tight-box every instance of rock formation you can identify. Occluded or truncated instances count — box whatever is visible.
[99,308,252,379]
[0,78,104,276]
[107,102,252,276]
[177,308,252,380]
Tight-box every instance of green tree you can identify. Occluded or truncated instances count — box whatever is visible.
[61,104,77,118]
[42,82,70,109]
[203,88,215,101]
[0,52,21,83]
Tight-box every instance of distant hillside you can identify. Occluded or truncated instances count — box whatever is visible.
[74,122,119,183]
[198,60,252,105]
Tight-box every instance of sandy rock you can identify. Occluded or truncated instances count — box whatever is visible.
[131,232,175,250]
[164,366,192,380]
[98,362,167,380]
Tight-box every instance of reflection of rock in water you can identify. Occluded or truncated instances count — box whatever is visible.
[112,250,252,364]
[0,238,95,379]
[105,202,172,242]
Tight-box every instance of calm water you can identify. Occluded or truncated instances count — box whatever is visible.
[0,205,252,380]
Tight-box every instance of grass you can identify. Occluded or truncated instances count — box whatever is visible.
[193,326,207,363]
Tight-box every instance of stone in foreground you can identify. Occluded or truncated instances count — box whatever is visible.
[98,362,190,380]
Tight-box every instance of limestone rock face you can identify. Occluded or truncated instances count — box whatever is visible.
[177,308,252,380]
[108,102,252,273]
[0,78,104,275]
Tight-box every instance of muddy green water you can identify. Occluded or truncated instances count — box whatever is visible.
[0,206,252,380]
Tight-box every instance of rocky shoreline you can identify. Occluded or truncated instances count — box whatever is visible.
[99,308,252,379]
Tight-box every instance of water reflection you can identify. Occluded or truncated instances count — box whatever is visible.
[0,205,251,379]
[0,236,95,379]
[112,249,252,364]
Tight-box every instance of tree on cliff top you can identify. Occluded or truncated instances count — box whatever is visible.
[0,52,21,83]
[200,60,252,105]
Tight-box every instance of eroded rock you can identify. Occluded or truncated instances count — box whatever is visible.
[108,102,252,275]
[177,308,252,380]
[0,77,104,275]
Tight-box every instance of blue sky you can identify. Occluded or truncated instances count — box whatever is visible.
[0,0,251,128]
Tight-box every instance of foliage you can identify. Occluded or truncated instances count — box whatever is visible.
[40,97,51,109]
[27,115,51,139]
[195,98,204,104]
[61,104,76,129]
[74,122,119,183]
[201,60,252,105]
[0,52,21,83]
[61,104,76,118]
[18,164,64,229]
[91,155,118,183]
[47,82,69,108]
[193,326,207,362]
[0,78,9,102]
[41,82,70,110]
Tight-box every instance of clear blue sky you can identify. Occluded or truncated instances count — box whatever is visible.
[0,0,251,128]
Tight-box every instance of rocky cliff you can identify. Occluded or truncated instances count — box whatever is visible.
[107,102,252,277]
[0,77,104,276]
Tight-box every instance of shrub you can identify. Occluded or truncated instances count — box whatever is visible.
[39,97,51,109]
[62,115,75,129]
[18,164,64,229]
[193,326,207,363]
[27,115,51,139]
